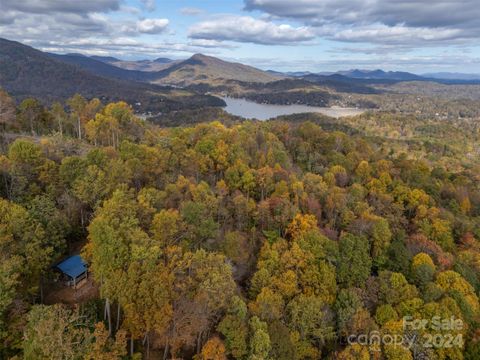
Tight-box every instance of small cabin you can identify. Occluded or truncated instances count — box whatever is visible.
[56,255,88,289]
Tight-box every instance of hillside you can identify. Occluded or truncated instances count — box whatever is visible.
[152,53,282,86]
[0,38,224,112]
[423,72,480,81]
[2,90,480,359]
[338,69,424,81]
[46,51,282,87]
[300,74,381,93]
[92,56,177,72]
[47,53,153,82]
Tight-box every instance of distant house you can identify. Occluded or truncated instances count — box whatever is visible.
[56,255,88,289]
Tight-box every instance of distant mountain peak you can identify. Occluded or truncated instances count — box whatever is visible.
[65,52,87,57]
[152,53,281,86]
[190,53,210,60]
[188,53,222,65]
[423,72,480,81]
[90,55,122,62]
[338,68,423,81]
[153,57,173,64]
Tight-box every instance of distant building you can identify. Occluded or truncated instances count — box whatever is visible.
[56,255,88,289]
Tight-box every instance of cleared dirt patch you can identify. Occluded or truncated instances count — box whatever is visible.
[44,277,99,305]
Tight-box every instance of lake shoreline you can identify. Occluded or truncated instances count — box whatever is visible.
[220,96,365,120]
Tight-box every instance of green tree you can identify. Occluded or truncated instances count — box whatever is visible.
[286,294,334,349]
[7,139,45,201]
[218,296,249,359]
[23,304,93,360]
[0,198,52,341]
[410,253,436,289]
[27,195,69,257]
[17,98,46,135]
[50,102,68,135]
[335,288,362,335]
[337,233,372,288]
[249,316,271,360]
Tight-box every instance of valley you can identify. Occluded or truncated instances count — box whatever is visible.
[3,37,480,126]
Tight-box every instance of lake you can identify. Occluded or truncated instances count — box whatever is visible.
[222,97,365,120]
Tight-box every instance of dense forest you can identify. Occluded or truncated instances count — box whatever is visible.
[1,88,480,359]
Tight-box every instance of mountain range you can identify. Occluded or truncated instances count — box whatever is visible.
[0,38,224,112]
[50,49,480,86]
[92,55,176,72]
[287,69,480,83]
[47,53,153,82]
[336,69,424,81]
[86,56,480,83]
[1,36,480,114]
[50,51,282,86]
[150,53,282,86]
[422,72,480,81]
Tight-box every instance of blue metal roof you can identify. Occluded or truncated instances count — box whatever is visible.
[56,255,87,279]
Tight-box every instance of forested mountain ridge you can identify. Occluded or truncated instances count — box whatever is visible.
[3,36,480,124]
[0,38,224,113]
[46,51,281,87]
[0,38,148,99]
[151,53,283,86]
[91,55,177,72]
[47,52,154,82]
[337,69,425,81]
[1,88,480,359]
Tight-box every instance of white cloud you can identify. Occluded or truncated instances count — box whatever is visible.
[189,15,315,45]
[244,0,480,28]
[0,10,17,25]
[244,0,480,46]
[236,54,480,73]
[180,7,204,16]
[188,39,238,49]
[332,24,465,44]
[34,37,224,58]
[136,18,169,34]
[140,0,156,11]
[2,0,120,14]
[0,0,174,58]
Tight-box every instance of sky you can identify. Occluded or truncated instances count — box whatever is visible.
[1,0,480,73]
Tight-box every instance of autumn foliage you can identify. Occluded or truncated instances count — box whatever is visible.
[1,92,480,359]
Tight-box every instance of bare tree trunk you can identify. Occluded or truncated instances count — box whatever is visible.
[58,117,63,136]
[104,299,107,320]
[80,208,85,230]
[147,334,150,359]
[116,303,121,331]
[163,339,169,360]
[143,333,150,359]
[196,331,202,354]
[104,298,112,337]
[77,116,82,140]
[29,116,34,136]
[130,337,134,356]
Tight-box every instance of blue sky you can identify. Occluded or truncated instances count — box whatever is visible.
[1,0,480,73]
